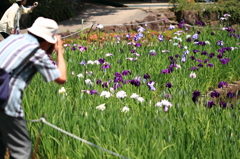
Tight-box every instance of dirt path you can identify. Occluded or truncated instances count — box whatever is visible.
[0,3,148,40]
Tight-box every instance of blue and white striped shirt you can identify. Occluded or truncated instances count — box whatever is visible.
[0,34,60,117]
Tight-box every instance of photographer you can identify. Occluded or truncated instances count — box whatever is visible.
[0,0,38,38]
[0,17,67,159]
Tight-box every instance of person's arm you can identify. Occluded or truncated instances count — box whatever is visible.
[22,2,38,14]
[54,36,67,84]
[7,6,18,34]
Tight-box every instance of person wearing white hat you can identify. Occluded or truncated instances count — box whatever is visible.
[0,17,66,159]
[0,0,38,39]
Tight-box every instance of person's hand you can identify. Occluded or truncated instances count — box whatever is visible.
[54,35,64,55]
[33,2,38,7]
[10,29,15,34]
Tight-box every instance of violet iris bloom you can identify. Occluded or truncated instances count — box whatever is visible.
[150,52,156,56]
[204,59,210,63]
[102,82,108,88]
[190,56,195,60]
[98,58,105,64]
[192,90,201,103]
[147,81,156,91]
[220,101,227,109]
[143,73,151,79]
[114,83,122,90]
[96,79,102,85]
[206,63,214,67]
[193,49,200,54]
[122,70,131,76]
[198,63,203,67]
[135,43,141,47]
[217,40,224,47]
[90,90,98,95]
[207,101,215,108]
[201,51,208,55]
[220,58,230,64]
[227,91,235,98]
[79,60,86,66]
[218,81,228,88]
[158,35,164,41]
[210,90,220,98]
[190,67,198,71]
[166,82,172,88]
[102,64,111,69]
[130,79,141,86]
[114,76,123,83]
[209,53,215,58]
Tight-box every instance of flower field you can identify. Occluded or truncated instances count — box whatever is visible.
[23,18,240,159]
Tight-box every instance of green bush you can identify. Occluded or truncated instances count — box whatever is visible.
[170,0,240,24]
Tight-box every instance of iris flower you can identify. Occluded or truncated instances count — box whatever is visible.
[147,81,156,91]
[192,90,201,103]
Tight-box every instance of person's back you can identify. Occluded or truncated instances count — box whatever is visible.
[0,17,66,159]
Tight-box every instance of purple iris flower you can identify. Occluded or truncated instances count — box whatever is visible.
[79,46,87,52]
[181,54,187,63]
[122,70,131,76]
[126,33,130,38]
[168,56,174,60]
[227,91,235,98]
[197,31,201,34]
[130,49,136,53]
[190,56,195,60]
[102,64,111,69]
[220,101,227,108]
[90,90,98,95]
[210,90,220,98]
[220,58,230,64]
[211,32,215,35]
[196,59,202,63]
[190,67,198,71]
[135,43,141,47]
[166,82,172,88]
[178,21,186,28]
[204,59,210,63]
[150,52,156,56]
[201,51,208,55]
[114,83,122,90]
[217,54,223,59]
[217,40,224,47]
[114,76,123,83]
[158,35,164,41]
[218,81,228,88]
[207,101,215,108]
[117,60,121,63]
[147,81,156,91]
[123,80,131,84]
[143,73,151,79]
[175,54,180,58]
[130,79,141,86]
[192,90,201,103]
[102,82,108,88]
[119,49,124,53]
[160,68,172,74]
[209,53,215,58]
[198,63,203,67]
[114,72,122,77]
[98,58,105,64]
[193,49,200,54]
[79,60,86,66]
[206,63,214,67]
[192,33,198,40]
[96,79,102,85]
[186,38,191,42]
[71,47,76,51]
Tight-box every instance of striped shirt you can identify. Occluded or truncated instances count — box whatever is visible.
[0,34,60,117]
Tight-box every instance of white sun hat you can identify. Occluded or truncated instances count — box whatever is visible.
[27,17,58,44]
